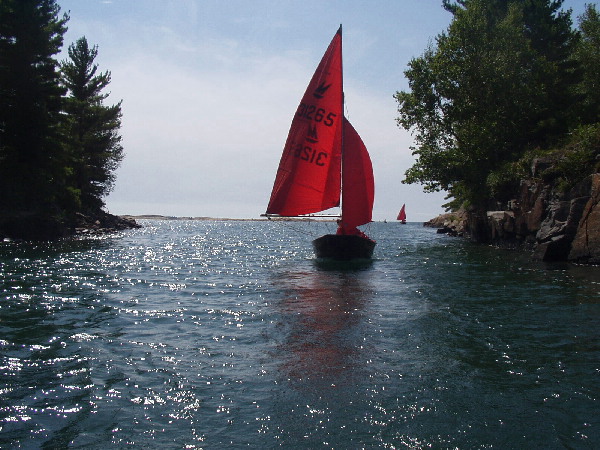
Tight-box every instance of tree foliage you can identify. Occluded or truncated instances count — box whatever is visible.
[61,37,123,213]
[0,0,69,213]
[395,0,582,209]
[0,0,124,235]
[574,4,600,125]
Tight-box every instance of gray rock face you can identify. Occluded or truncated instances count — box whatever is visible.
[569,174,600,263]
[425,174,600,264]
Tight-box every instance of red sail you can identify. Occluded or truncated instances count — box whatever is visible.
[340,118,374,229]
[266,28,343,216]
[397,204,406,221]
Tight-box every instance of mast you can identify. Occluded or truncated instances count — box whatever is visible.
[339,24,345,223]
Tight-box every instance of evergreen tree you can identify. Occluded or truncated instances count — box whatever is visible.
[0,0,69,214]
[396,0,578,209]
[60,37,123,214]
[574,4,600,125]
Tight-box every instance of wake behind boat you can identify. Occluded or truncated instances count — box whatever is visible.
[264,26,376,260]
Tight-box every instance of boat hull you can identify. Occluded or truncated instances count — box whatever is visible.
[312,234,376,260]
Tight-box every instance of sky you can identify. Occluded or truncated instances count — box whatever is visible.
[57,0,592,222]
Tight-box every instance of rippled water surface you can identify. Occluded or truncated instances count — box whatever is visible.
[1,220,600,448]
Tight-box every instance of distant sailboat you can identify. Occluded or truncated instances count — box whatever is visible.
[264,26,375,260]
[397,204,407,224]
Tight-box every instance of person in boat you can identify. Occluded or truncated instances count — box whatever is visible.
[335,220,370,240]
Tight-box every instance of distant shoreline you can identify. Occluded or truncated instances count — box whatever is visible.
[122,215,415,223]
[121,215,327,222]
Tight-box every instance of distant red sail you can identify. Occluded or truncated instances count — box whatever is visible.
[266,28,343,216]
[340,118,374,230]
[397,204,406,222]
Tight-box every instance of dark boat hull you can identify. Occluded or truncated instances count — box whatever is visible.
[312,234,376,260]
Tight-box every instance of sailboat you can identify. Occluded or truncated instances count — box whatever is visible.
[397,204,407,224]
[264,26,375,260]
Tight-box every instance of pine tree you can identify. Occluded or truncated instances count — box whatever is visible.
[60,37,123,215]
[0,0,69,215]
[574,4,600,125]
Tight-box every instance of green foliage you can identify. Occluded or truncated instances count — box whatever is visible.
[486,161,526,203]
[0,2,124,231]
[396,0,580,210]
[0,0,69,213]
[546,123,600,192]
[61,37,124,213]
[573,4,600,124]
[442,187,470,212]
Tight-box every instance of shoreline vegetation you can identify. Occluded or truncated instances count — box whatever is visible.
[1,3,125,243]
[392,1,600,265]
[0,211,140,241]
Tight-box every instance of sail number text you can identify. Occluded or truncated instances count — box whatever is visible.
[293,144,328,166]
[296,103,337,126]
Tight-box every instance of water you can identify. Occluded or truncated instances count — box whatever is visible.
[1,220,599,449]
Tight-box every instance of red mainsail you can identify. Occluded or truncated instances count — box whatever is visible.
[340,118,374,230]
[266,28,343,216]
[397,204,406,222]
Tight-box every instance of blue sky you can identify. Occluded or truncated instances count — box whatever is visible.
[57,0,592,221]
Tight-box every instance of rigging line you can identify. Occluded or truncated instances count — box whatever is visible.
[268,217,338,237]
[283,222,314,236]
[268,219,315,237]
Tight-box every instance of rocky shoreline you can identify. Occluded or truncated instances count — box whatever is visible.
[1,210,140,241]
[73,211,141,236]
[425,173,600,264]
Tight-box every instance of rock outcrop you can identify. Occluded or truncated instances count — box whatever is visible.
[73,211,141,236]
[0,210,140,241]
[425,173,600,264]
[568,175,600,263]
[424,209,469,237]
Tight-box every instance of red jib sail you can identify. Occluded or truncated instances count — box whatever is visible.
[397,204,406,221]
[341,118,374,230]
[266,28,343,216]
